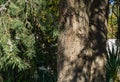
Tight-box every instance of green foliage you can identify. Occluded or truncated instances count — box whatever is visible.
[108,0,120,39]
[0,0,59,81]
[108,13,118,38]
[0,0,7,5]
[106,45,120,82]
[0,13,34,71]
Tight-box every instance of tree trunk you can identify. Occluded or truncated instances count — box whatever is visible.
[88,0,108,82]
[58,0,108,82]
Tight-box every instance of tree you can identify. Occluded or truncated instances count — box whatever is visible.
[0,0,58,81]
[58,0,108,82]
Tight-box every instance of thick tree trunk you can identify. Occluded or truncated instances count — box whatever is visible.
[58,0,108,82]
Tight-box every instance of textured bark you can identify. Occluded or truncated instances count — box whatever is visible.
[58,0,108,82]
[88,0,108,82]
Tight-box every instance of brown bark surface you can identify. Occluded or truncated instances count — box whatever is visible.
[58,0,108,82]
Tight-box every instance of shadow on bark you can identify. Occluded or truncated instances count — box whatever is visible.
[58,0,108,82]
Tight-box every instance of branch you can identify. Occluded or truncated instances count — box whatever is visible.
[0,0,11,13]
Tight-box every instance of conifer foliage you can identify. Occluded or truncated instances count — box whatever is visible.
[0,0,36,71]
[0,0,58,81]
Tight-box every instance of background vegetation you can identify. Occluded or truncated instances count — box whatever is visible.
[0,0,59,82]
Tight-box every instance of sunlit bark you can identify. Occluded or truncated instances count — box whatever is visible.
[58,0,108,82]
